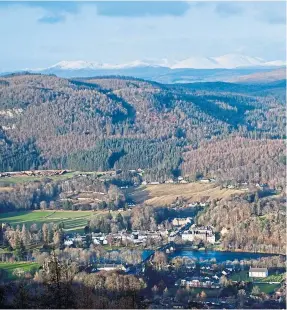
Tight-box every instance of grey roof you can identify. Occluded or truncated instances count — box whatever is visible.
[249,267,268,272]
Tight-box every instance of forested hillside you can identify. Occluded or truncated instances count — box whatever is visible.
[181,137,285,186]
[0,73,285,183]
[197,194,286,254]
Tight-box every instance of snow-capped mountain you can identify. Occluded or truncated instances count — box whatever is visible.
[37,54,285,71]
[17,53,285,84]
[37,58,171,71]
[171,54,285,69]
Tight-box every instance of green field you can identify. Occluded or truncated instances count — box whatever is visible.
[189,287,221,298]
[0,262,39,281]
[230,270,285,284]
[0,171,97,185]
[0,210,94,233]
[230,270,249,282]
[256,283,280,294]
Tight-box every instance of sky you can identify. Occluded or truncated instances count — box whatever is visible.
[0,1,286,71]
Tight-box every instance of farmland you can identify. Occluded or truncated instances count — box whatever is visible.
[0,210,94,233]
[129,182,243,206]
[0,171,95,185]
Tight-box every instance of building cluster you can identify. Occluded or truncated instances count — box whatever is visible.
[111,230,167,244]
[0,169,69,178]
[181,224,216,244]
[178,276,220,289]
[64,218,217,248]
[64,230,168,247]
[175,264,237,289]
[142,177,216,185]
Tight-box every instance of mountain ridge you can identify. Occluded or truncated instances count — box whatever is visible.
[31,54,285,71]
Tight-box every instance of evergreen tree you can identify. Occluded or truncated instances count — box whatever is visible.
[15,235,26,261]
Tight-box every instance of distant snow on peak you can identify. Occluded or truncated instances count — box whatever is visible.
[31,54,285,73]
[213,54,265,68]
[44,59,171,71]
[171,56,219,69]
[171,54,285,69]
[51,60,101,70]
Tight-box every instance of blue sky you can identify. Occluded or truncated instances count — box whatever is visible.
[0,1,286,71]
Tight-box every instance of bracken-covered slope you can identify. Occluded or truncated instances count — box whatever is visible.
[0,73,285,183]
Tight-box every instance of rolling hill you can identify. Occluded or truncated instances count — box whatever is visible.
[0,73,285,184]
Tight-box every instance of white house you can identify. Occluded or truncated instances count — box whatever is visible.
[249,267,268,278]
[64,240,73,246]
[200,178,210,183]
[165,179,174,184]
[97,264,126,272]
[172,217,192,227]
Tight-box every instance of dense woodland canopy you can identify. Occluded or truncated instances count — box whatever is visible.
[0,73,285,183]
[197,194,286,254]
[182,137,285,186]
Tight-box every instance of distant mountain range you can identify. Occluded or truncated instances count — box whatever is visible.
[1,54,285,84]
[34,54,285,70]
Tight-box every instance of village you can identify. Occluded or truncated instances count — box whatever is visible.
[63,214,216,249]
[59,208,285,309]
[0,169,285,309]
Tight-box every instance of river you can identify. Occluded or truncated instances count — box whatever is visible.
[142,249,280,263]
[169,250,279,263]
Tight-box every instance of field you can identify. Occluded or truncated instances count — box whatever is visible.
[189,287,221,298]
[0,209,130,233]
[256,283,280,294]
[0,210,94,233]
[0,262,39,281]
[0,171,94,185]
[230,270,285,283]
[129,183,243,206]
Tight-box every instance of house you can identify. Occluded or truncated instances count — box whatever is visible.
[188,202,198,207]
[165,179,174,184]
[172,217,192,227]
[182,225,215,244]
[199,202,207,207]
[180,180,188,184]
[249,267,268,278]
[180,277,217,289]
[177,176,183,181]
[64,240,73,246]
[200,178,210,183]
[96,263,127,272]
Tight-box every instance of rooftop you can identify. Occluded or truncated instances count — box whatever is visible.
[249,267,268,272]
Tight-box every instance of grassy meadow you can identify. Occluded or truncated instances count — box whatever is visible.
[0,210,94,233]
[129,182,243,206]
[0,171,97,186]
[0,262,39,281]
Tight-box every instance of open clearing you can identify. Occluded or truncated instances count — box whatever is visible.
[0,262,39,281]
[129,183,243,206]
[0,210,94,233]
[0,209,129,233]
[0,171,88,185]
